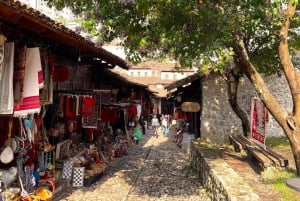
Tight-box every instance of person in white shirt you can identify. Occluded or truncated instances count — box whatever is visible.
[161,115,168,136]
[151,115,160,137]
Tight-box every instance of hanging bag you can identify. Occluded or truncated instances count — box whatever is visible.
[0,120,14,164]
[10,119,26,154]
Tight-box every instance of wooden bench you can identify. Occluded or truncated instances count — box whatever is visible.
[229,134,253,152]
[229,134,289,169]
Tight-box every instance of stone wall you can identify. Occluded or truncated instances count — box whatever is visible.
[189,140,259,201]
[200,73,292,143]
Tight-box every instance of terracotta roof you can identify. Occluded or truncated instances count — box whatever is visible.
[130,61,195,72]
[104,68,147,88]
[0,0,128,69]
[110,66,172,97]
[130,61,176,71]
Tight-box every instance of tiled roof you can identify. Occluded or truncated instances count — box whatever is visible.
[0,0,128,69]
[130,61,177,71]
[165,73,200,91]
[110,66,173,97]
[103,68,147,88]
[130,61,196,72]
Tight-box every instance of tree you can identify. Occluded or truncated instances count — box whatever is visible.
[45,0,300,174]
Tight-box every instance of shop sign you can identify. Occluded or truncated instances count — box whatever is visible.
[181,102,200,112]
[250,97,268,148]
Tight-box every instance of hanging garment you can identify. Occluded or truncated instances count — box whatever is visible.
[0,42,15,114]
[64,95,76,119]
[127,104,137,119]
[14,47,42,116]
[0,34,6,81]
[39,48,53,105]
[13,44,27,104]
[136,104,141,120]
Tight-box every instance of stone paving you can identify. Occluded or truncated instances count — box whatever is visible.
[53,126,210,201]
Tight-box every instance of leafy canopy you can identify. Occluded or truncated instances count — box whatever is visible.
[46,0,300,75]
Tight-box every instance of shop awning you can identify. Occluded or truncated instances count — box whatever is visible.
[165,73,200,92]
[0,0,129,69]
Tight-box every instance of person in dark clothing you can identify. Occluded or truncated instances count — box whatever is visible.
[139,116,146,135]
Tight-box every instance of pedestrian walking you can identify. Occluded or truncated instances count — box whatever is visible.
[139,116,146,135]
[151,115,160,137]
[174,120,185,148]
[161,115,168,136]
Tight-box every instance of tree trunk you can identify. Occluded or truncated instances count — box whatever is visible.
[286,128,300,175]
[224,66,250,137]
[231,2,300,176]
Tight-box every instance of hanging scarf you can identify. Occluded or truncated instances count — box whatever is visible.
[39,48,54,105]
[0,42,14,114]
[13,43,27,104]
[0,34,6,80]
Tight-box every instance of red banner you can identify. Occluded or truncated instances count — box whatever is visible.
[251,98,267,147]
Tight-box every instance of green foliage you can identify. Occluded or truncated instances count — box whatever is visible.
[45,0,300,75]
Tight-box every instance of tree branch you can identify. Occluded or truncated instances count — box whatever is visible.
[278,2,300,116]
[232,36,289,128]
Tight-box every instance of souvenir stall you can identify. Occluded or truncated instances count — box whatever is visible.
[165,74,202,138]
[0,34,57,201]
[0,25,124,201]
[44,91,108,188]
[0,2,149,198]
[97,101,143,161]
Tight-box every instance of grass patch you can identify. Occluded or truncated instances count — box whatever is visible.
[263,136,299,200]
[265,136,291,150]
[262,167,299,201]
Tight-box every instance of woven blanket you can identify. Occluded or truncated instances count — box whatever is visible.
[82,95,99,128]
[14,47,42,116]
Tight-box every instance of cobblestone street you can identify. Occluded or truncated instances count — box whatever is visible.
[53,126,210,201]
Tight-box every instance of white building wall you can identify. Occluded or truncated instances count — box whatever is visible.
[161,72,174,80]
[201,73,292,143]
[175,72,187,80]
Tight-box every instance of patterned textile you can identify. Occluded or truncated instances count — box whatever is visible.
[39,49,53,105]
[61,159,74,180]
[13,43,27,104]
[14,48,42,116]
[0,42,14,114]
[72,167,85,187]
[0,34,6,81]
[81,96,95,116]
[82,95,99,128]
